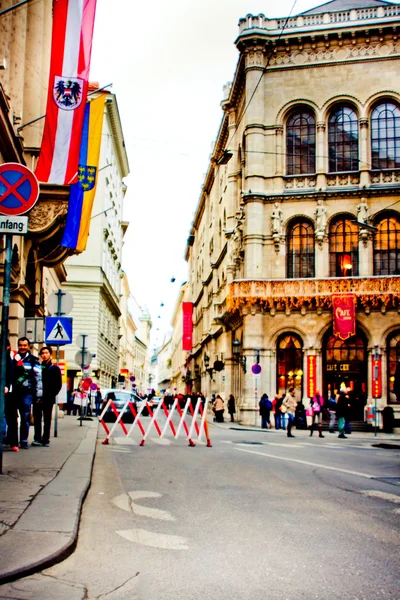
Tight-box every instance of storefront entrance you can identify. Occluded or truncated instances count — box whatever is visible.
[323,329,368,421]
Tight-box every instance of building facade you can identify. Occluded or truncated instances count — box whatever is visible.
[183,0,400,425]
[62,92,129,392]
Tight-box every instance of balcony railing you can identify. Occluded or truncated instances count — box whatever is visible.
[227,276,400,312]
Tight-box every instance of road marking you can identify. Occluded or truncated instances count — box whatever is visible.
[264,442,306,448]
[116,528,188,550]
[393,508,400,514]
[235,447,375,479]
[360,490,400,504]
[149,437,171,445]
[221,440,233,444]
[110,448,131,453]
[111,491,175,521]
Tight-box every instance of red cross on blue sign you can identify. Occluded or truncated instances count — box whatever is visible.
[0,163,39,216]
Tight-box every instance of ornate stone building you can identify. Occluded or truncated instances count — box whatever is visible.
[183,0,400,425]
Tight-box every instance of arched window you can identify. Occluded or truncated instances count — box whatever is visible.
[387,331,400,404]
[287,220,315,278]
[328,106,359,172]
[277,333,303,396]
[286,109,316,175]
[329,218,359,277]
[373,215,400,275]
[371,102,400,169]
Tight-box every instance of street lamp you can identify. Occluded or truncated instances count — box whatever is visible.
[232,339,247,373]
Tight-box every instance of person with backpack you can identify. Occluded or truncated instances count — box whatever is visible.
[259,393,272,429]
[12,337,42,449]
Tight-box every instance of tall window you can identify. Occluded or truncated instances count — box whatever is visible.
[387,331,400,404]
[329,218,359,277]
[371,102,400,169]
[328,106,359,172]
[373,215,400,275]
[286,110,316,175]
[277,333,303,395]
[287,220,315,278]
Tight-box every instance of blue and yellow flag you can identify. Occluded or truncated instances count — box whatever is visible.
[61,95,105,251]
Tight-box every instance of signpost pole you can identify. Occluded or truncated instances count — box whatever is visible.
[53,290,65,438]
[80,335,88,427]
[374,346,379,437]
[0,235,12,474]
[254,376,258,428]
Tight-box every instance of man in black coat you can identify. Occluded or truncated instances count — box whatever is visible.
[32,346,62,447]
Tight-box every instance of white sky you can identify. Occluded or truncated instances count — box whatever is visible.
[89,0,327,348]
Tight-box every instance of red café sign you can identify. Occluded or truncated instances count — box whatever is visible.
[307,355,316,398]
[372,356,382,398]
[332,294,356,340]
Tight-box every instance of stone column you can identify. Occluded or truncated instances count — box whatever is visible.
[275,126,284,176]
[244,196,265,279]
[315,239,329,277]
[359,118,370,188]
[316,122,326,190]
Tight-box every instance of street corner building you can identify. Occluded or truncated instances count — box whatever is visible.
[181,0,400,427]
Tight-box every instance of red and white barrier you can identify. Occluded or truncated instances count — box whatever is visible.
[100,398,212,447]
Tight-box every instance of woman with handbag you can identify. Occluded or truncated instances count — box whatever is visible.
[309,390,325,438]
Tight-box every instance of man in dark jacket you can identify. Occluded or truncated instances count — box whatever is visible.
[32,346,62,447]
[12,337,42,449]
[336,391,350,439]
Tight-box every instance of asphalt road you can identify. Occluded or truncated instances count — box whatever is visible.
[1,423,399,600]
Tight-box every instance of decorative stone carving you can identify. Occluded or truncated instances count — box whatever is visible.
[28,201,68,232]
[314,198,327,244]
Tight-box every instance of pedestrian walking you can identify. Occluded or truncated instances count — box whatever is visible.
[282,387,297,438]
[336,390,351,439]
[327,393,337,433]
[309,390,325,438]
[12,337,42,449]
[227,394,236,422]
[259,393,272,429]
[272,394,282,429]
[95,387,102,416]
[32,346,62,447]
[213,394,224,422]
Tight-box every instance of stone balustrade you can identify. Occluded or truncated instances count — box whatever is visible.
[238,5,400,34]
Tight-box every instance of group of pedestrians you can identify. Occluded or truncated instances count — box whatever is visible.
[3,337,62,451]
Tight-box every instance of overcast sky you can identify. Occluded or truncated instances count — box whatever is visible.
[89,0,327,348]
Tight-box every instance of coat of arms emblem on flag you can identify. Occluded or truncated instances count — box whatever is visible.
[53,76,83,110]
[78,165,97,191]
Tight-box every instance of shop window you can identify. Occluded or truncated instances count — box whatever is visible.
[286,109,316,175]
[373,215,400,275]
[328,105,359,172]
[287,220,315,278]
[371,102,400,170]
[277,333,303,395]
[387,332,400,404]
[329,218,359,277]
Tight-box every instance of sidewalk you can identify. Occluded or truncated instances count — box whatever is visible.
[0,414,98,584]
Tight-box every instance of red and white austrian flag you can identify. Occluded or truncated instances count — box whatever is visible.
[35,0,97,185]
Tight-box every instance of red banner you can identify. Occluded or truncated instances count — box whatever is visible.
[307,355,316,398]
[372,356,382,398]
[332,294,356,340]
[36,0,98,185]
[182,302,193,351]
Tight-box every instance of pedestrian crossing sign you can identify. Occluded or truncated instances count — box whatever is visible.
[45,316,73,345]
